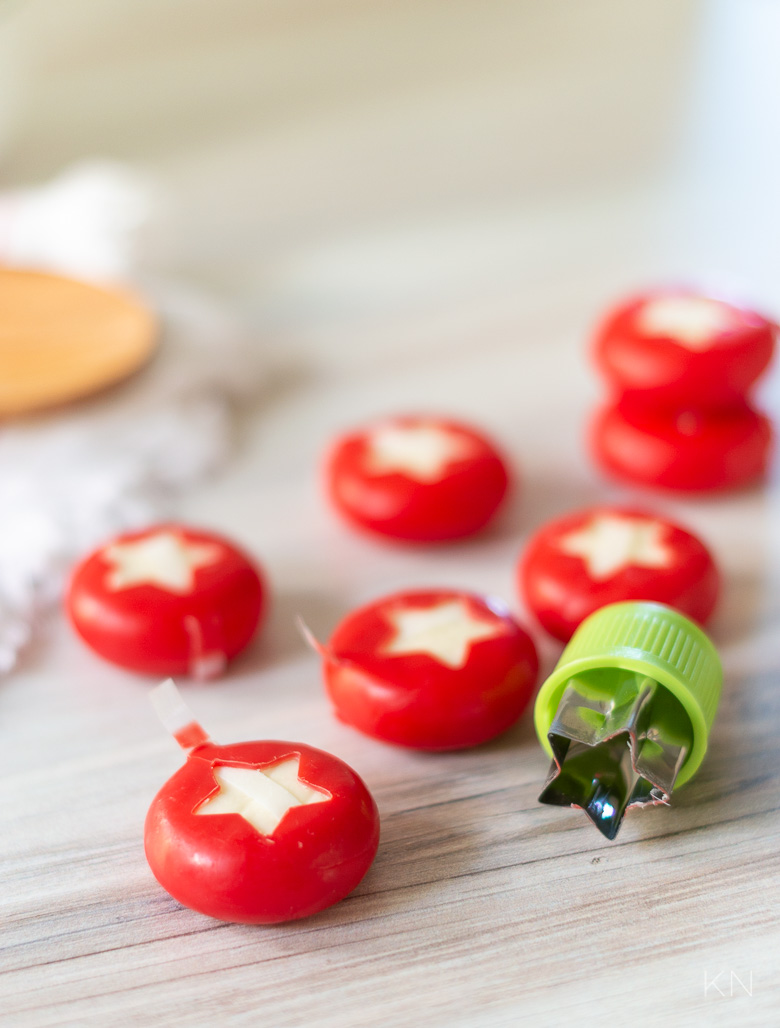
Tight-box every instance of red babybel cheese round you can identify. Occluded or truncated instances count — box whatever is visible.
[145,738,380,924]
[324,415,510,542]
[66,523,266,678]
[518,506,720,642]
[593,289,776,405]
[317,589,538,749]
[591,398,772,493]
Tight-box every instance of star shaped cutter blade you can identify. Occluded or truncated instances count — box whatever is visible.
[533,601,723,841]
[538,672,692,840]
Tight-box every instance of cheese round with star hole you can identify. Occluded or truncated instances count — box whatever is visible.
[66,524,265,678]
[518,506,720,642]
[320,589,538,749]
[324,415,510,542]
[591,398,772,492]
[144,739,380,924]
[593,289,776,405]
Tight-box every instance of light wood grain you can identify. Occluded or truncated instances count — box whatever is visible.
[2,324,778,1027]
[2,2,780,1026]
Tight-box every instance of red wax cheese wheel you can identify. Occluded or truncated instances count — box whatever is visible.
[591,399,772,493]
[518,506,720,642]
[321,589,538,749]
[67,524,266,678]
[325,415,510,542]
[593,289,776,405]
[145,740,380,924]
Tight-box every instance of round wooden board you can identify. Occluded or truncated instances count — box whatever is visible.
[0,268,158,416]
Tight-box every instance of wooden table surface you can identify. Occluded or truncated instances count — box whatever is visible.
[3,2,780,1025]
[3,309,779,1027]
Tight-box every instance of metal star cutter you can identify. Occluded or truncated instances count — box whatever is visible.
[534,602,722,839]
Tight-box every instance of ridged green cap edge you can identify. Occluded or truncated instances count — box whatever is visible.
[534,601,722,787]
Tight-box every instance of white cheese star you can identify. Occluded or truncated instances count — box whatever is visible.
[381,598,505,669]
[103,530,222,594]
[557,515,672,581]
[365,423,476,482]
[196,756,330,836]
[635,296,740,350]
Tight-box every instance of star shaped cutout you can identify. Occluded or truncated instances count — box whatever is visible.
[103,530,222,594]
[381,598,505,669]
[635,296,740,350]
[557,515,672,581]
[195,756,331,836]
[365,423,476,482]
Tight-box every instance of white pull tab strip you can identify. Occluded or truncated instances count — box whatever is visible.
[150,678,210,750]
[296,616,329,659]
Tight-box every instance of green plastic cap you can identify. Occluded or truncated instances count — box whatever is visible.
[534,601,722,787]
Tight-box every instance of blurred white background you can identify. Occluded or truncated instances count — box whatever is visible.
[2,0,779,376]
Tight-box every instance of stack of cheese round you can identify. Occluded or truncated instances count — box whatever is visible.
[590,288,775,491]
